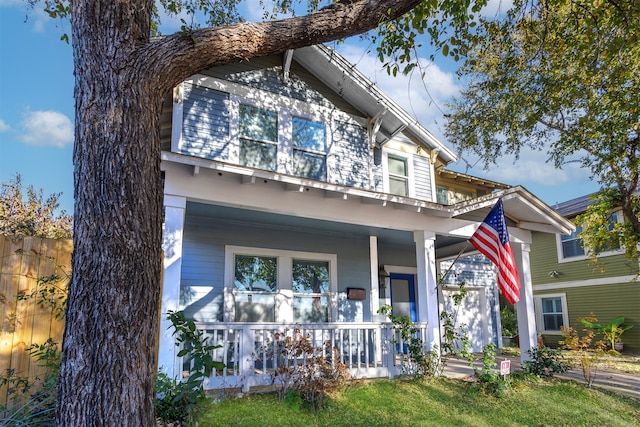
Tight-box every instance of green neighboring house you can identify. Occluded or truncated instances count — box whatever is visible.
[530,193,640,353]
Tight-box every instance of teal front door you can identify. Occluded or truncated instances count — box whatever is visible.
[389,273,416,322]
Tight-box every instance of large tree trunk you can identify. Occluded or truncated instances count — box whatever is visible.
[56,0,421,424]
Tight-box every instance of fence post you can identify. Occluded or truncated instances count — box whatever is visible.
[240,324,254,392]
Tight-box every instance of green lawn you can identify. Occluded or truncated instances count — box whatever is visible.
[200,378,640,427]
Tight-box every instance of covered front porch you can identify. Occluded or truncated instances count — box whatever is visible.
[183,321,428,392]
[158,157,574,391]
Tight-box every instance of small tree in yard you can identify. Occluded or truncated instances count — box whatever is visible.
[19,0,490,424]
[0,173,72,239]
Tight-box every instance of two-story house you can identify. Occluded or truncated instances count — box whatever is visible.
[157,44,574,392]
[530,193,639,352]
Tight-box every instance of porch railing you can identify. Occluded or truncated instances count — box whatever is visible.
[182,322,429,392]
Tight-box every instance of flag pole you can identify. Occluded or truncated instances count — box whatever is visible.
[437,243,470,289]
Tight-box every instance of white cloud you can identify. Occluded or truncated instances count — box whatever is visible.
[0,119,10,132]
[336,43,461,141]
[18,110,73,147]
[450,147,593,189]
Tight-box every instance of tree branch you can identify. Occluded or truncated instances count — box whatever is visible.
[143,0,422,89]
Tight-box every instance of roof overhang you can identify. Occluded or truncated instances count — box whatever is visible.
[162,153,574,237]
[451,186,575,235]
[292,45,458,164]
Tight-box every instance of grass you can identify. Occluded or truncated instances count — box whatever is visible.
[200,377,640,427]
[502,346,640,375]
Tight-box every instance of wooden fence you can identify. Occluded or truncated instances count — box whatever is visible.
[0,235,72,409]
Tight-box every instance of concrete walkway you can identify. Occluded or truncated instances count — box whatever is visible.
[442,354,640,400]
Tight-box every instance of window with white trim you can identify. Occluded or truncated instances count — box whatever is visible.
[292,117,327,180]
[534,293,569,334]
[226,246,336,323]
[557,211,621,262]
[387,155,409,196]
[383,150,414,197]
[238,104,279,172]
[292,259,330,322]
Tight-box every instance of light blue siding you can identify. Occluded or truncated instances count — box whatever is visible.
[180,83,230,160]
[332,121,370,188]
[180,209,419,323]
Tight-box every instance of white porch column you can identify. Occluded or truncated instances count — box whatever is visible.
[369,236,381,321]
[158,195,187,378]
[414,230,441,352]
[513,242,537,363]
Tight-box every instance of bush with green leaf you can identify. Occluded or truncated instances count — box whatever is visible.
[157,311,225,426]
[522,346,571,378]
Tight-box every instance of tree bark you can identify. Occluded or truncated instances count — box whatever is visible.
[56,0,421,425]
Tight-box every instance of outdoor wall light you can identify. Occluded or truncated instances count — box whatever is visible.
[548,270,559,278]
[378,266,390,289]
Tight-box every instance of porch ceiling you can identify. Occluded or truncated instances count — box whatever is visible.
[186,201,468,253]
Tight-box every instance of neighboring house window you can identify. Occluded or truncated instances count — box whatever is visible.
[292,117,326,180]
[557,211,621,262]
[226,246,337,323]
[534,293,569,334]
[387,155,409,196]
[560,226,585,258]
[234,255,277,322]
[436,185,448,204]
[292,260,330,322]
[239,104,278,171]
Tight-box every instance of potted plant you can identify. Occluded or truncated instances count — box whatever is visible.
[500,307,517,346]
[580,316,634,354]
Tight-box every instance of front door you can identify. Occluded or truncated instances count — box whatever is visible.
[389,273,416,322]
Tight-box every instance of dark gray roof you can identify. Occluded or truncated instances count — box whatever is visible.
[553,193,596,217]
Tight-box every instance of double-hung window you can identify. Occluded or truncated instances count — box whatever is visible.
[238,104,278,171]
[534,293,568,334]
[233,255,277,322]
[292,117,327,180]
[560,226,585,258]
[557,211,621,261]
[387,155,409,196]
[227,246,336,323]
[292,259,330,322]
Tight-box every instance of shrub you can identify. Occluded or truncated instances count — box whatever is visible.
[522,346,571,378]
[268,328,350,411]
[473,343,510,398]
[560,314,605,387]
[157,311,225,425]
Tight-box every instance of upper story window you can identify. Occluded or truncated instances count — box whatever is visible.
[560,226,585,258]
[383,150,414,197]
[238,104,278,171]
[557,211,621,262]
[387,155,409,196]
[292,117,327,180]
[436,185,474,205]
[436,185,448,204]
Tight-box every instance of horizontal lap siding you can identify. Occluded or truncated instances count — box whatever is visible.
[180,84,230,161]
[180,212,402,322]
[536,283,640,352]
[332,121,370,188]
[531,231,638,285]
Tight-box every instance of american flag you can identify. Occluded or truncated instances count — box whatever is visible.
[469,199,521,304]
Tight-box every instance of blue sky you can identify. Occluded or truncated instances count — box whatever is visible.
[0,1,601,215]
